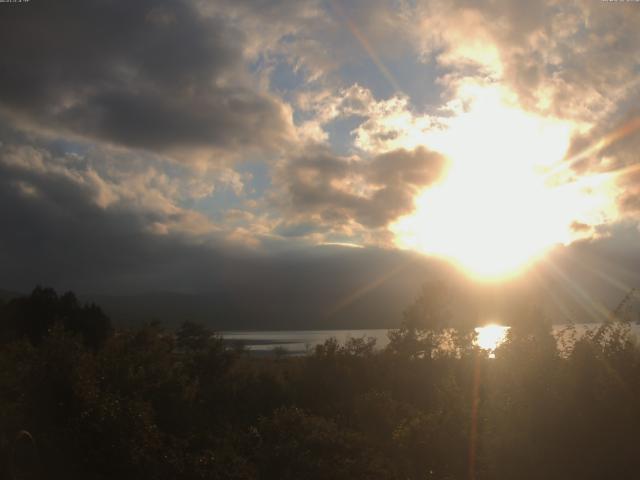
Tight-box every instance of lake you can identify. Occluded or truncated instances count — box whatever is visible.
[221,329,390,354]
[222,323,640,355]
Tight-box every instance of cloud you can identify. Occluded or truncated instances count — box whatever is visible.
[294,84,440,156]
[0,142,221,236]
[202,0,421,84]
[276,145,446,233]
[0,0,638,300]
[413,0,640,124]
[0,0,295,158]
[0,131,443,328]
[0,135,260,293]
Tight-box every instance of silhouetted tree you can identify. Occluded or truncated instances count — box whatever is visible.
[0,287,112,349]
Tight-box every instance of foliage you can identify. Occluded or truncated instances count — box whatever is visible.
[1,285,640,479]
[0,286,112,349]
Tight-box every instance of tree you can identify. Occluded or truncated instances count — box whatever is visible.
[387,281,473,358]
[0,287,112,349]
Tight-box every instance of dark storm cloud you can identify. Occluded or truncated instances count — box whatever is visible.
[0,137,229,293]
[0,0,293,154]
[279,146,446,228]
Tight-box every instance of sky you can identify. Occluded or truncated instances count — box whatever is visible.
[1,0,640,324]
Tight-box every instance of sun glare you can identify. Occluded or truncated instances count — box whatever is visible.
[391,85,617,280]
[475,324,509,352]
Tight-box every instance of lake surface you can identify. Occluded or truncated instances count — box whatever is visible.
[222,323,640,355]
[222,329,390,354]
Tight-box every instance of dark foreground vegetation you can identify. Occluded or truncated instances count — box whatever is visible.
[1,286,640,479]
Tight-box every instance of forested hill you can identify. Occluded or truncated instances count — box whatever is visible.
[2,244,637,329]
[82,288,417,330]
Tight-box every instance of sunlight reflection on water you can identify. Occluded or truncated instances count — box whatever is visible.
[474,324,510,352]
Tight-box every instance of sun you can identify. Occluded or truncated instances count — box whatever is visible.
[391,85,617,281]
